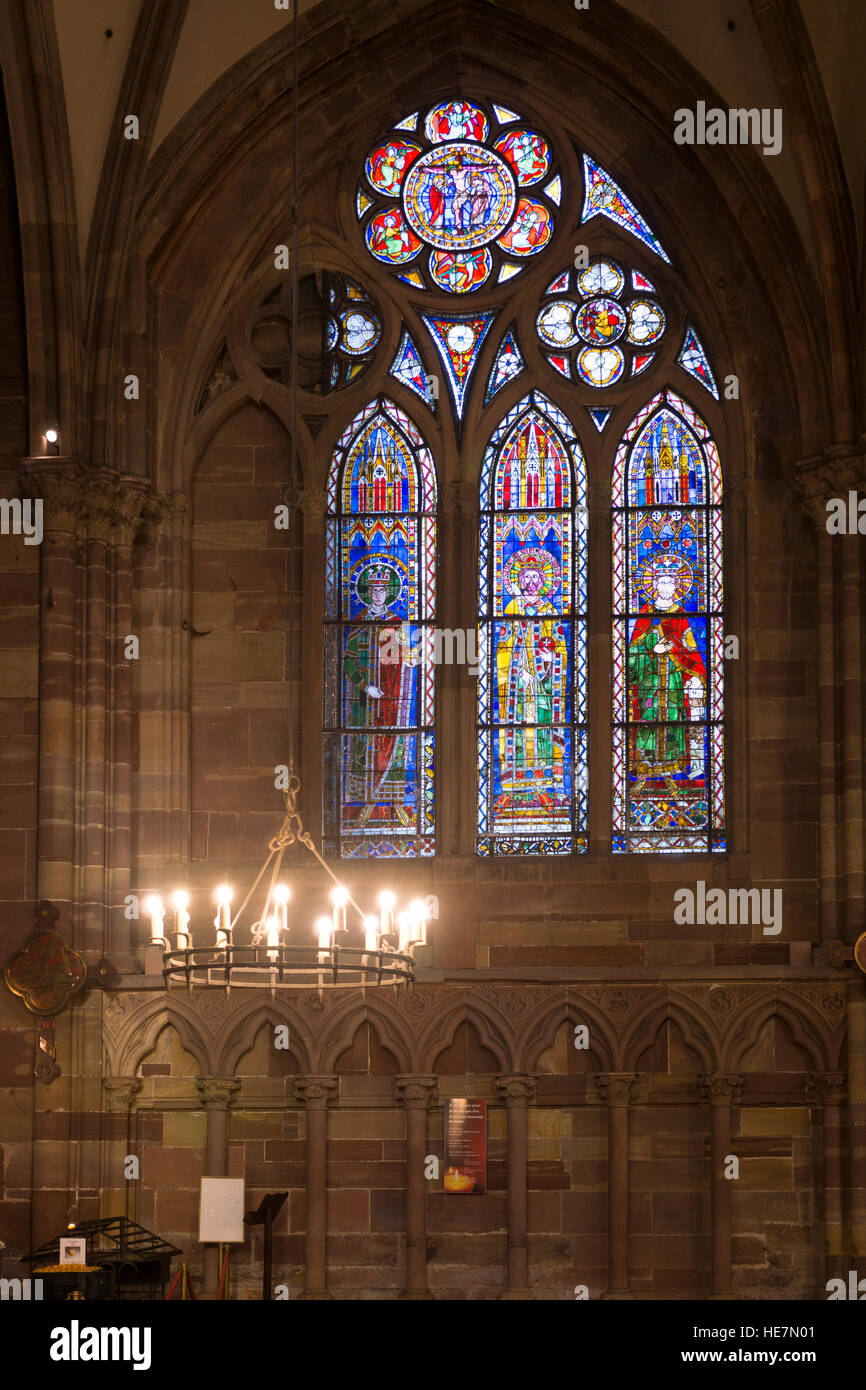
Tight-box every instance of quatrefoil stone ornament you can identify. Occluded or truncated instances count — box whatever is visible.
[3,902,86,1015]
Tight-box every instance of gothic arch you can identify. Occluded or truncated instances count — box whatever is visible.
[110,997,215,1077]
[415,992,513,1073]
[721,992,832,1072]
[619,996,717,1072]
[316,994,414,1074]
[217,997,314,1074]
[519,993,617,1072]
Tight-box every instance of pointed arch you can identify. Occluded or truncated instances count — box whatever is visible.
[324,395,437,857]
[612,388,724,853]
[477,390,587,854]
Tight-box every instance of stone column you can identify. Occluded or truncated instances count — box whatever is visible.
[847,980,866,1258]
[395,1075,438,1299]
[196,1077,240,1295]
[597,1072,637,1299]
[808,1071,846,1287]
[699,1071,742,1298]
[444,480,475,856]
[299,491,325,838]
[101,1077,142,1221]
[295,1075,338,1300]
[20,462,83,916]
[497,1074,537,1300]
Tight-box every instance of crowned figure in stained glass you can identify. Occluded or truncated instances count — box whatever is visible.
[628,529,707,795]
[342,558,414,827]
[495,546,567,792]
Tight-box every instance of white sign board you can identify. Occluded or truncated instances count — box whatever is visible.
[198,1177,245,1243]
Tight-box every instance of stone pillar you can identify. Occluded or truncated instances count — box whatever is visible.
[196,1077,240,1295]
[496,1074,537,1300]
[101,1077,142,1221]
[839,536,865,938]
[808,1071,846,1287]
[444,480,475,857]
[295,1075,338,1300]
[596,1072,637,1299]
[20,462,83,916]
[299,490,325,838]
[395,1075,438,1300]
[700,1071,742,1298]
[847,980,866,1258]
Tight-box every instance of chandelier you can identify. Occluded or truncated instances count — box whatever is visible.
[147,777,430,991]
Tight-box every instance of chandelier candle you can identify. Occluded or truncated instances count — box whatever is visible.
[144,895,165,947]
[266,916,280,962]
[273,883,290,934]
[214,885,232,947]
[331,885,349,935]
[171,891,191,950]
[379,890,396,940]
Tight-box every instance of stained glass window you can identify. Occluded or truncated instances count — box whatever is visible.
[478,392,588,855]
[325,397,436,857]
[612,389,724,853]
[358,99,560,293]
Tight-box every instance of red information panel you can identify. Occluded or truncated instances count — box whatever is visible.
[444,1098,487,1194]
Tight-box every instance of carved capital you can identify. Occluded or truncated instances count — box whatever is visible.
[196,1076,241,1109]
[496,1074,537,1107]
[299,488,327,519]
[295,1074,339,1108]
[395,1074,438,1109]
[19,460,86,534]
[103,1077,142,1112]
[807,1071,847,1106]
[595,1072,638,1107]
[699,1071,743,1106]
[85,472,157,545]
[791,445,866,527]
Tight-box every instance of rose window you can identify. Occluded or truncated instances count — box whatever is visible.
[358,99,561,293]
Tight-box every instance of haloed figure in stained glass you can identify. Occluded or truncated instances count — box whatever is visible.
[628,537,707,792]
[343,560,412,817]
[496,548,567,788]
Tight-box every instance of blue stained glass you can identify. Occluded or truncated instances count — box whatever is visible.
[678,325,719,399]
[485,327,525,403]
[581,155,671,264]
[390,329,436,409]
[421,312,496,419]
[612,393,724,854]
[478,392,587,854]
[326,398,437,858]
[587,407,611,432]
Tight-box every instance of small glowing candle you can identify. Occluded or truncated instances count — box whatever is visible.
[331,884,349,935]
[397,911,411,954]
[364,915,379,954]
[409,898,428,948]
[214,884,232,947]
[144,894,165,946]
[266,914,280,963]
[172,890,191,950]
[379,890,396,939]
[273,883,290,935]
[316,915,332,964]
